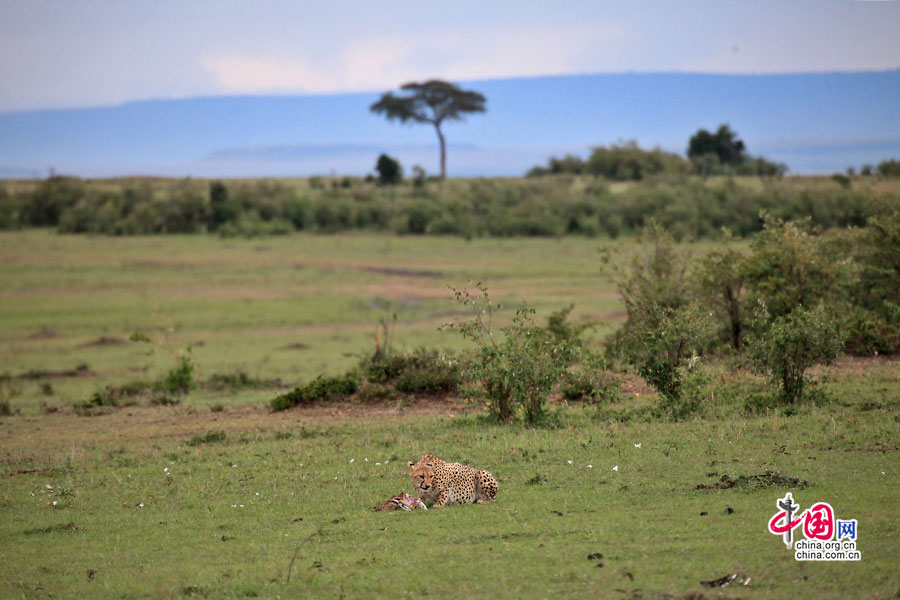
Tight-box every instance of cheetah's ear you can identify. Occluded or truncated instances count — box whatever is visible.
[407,461,414,468]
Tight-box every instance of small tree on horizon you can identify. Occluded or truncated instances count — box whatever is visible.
[375,153,403,185]
[688,124,748,170]
[370,80,486,179]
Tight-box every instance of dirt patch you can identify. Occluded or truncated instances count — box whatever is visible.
[27,328,57,340]
[17,365,95,380]
[281,342,310,350]
[7,467,59,477]
[161,287,301,300]
[696,471,808,490]
[360,266,443,278]
[24,523,87,535]
[79,336,127,347]
[616,372,656,397]
[808,355,900,379]
[363,280,449,301]
[844,442,900,453]
[0,397,475,452]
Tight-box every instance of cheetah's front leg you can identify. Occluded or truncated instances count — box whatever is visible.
[433,490,449,507]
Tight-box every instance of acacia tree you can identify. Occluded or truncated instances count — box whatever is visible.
[370,80,486,179]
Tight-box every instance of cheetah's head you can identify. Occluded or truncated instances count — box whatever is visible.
[407,458,435,494]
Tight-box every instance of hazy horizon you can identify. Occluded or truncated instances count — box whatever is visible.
[2,1,899,113]
[2,70,898,178]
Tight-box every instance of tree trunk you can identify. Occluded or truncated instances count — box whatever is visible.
[435,124,447,179]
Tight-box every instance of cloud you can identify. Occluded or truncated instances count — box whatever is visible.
[201,55,333,93]
[201,23,629,94]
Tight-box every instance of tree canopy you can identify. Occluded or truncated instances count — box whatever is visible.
[370,80,486,179]
[687,124,748,166]
[375,154,403,185]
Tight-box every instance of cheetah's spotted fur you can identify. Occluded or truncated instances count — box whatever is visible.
[407,454,498,507]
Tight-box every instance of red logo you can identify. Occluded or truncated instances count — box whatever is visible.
[768,495,836,545]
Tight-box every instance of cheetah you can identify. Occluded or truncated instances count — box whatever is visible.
[407,454,498,507]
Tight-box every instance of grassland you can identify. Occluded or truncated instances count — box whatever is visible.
[1,230,898,599]
[0,230,621,413]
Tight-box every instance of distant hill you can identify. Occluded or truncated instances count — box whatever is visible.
[1,70,898,178]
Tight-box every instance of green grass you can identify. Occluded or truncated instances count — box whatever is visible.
[1,399,898,599]
[1,230,899,599]
[0,230,618,413]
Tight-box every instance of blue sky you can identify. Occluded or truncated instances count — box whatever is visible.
[2,0,899,112]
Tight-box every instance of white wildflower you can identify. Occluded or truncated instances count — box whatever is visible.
[567,460,573,465]
[634,443,642,448]
[613,465,619,472]
[587,465,593,469]
[349,458,354,463]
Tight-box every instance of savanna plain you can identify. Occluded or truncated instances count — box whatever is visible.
[1,229,898,599]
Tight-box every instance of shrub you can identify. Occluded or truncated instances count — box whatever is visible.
[847,207,900,354]
[744,216,846,320]
[7,174,891,241]
[283,196,312,230]
[877,158,900,177]
[693,234,748,350]
[26,176,86,226]
[150,395,180,406]
[747,303,844,404]
[187,431,226,446]
[0,373,15,417]
[529,141,689,180]
[394,357,459,395]
[560,360,619,406]
[82,380,154,409]
[619,299,713,417]
[447,286,573,425]
[302,373,359,402]
[375,154,403,185]
[208,180,236,231]
[605,220,691,312]
[545,304,591,346]
[270,373,359,411]
[205,371,276,391]
[357,382,399,402]
[84,389,120,408]
[164,355,194,394]
[367,349,460,395]
[586,141,689,181]
[403,202,437,234]
[840,307,900,356]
